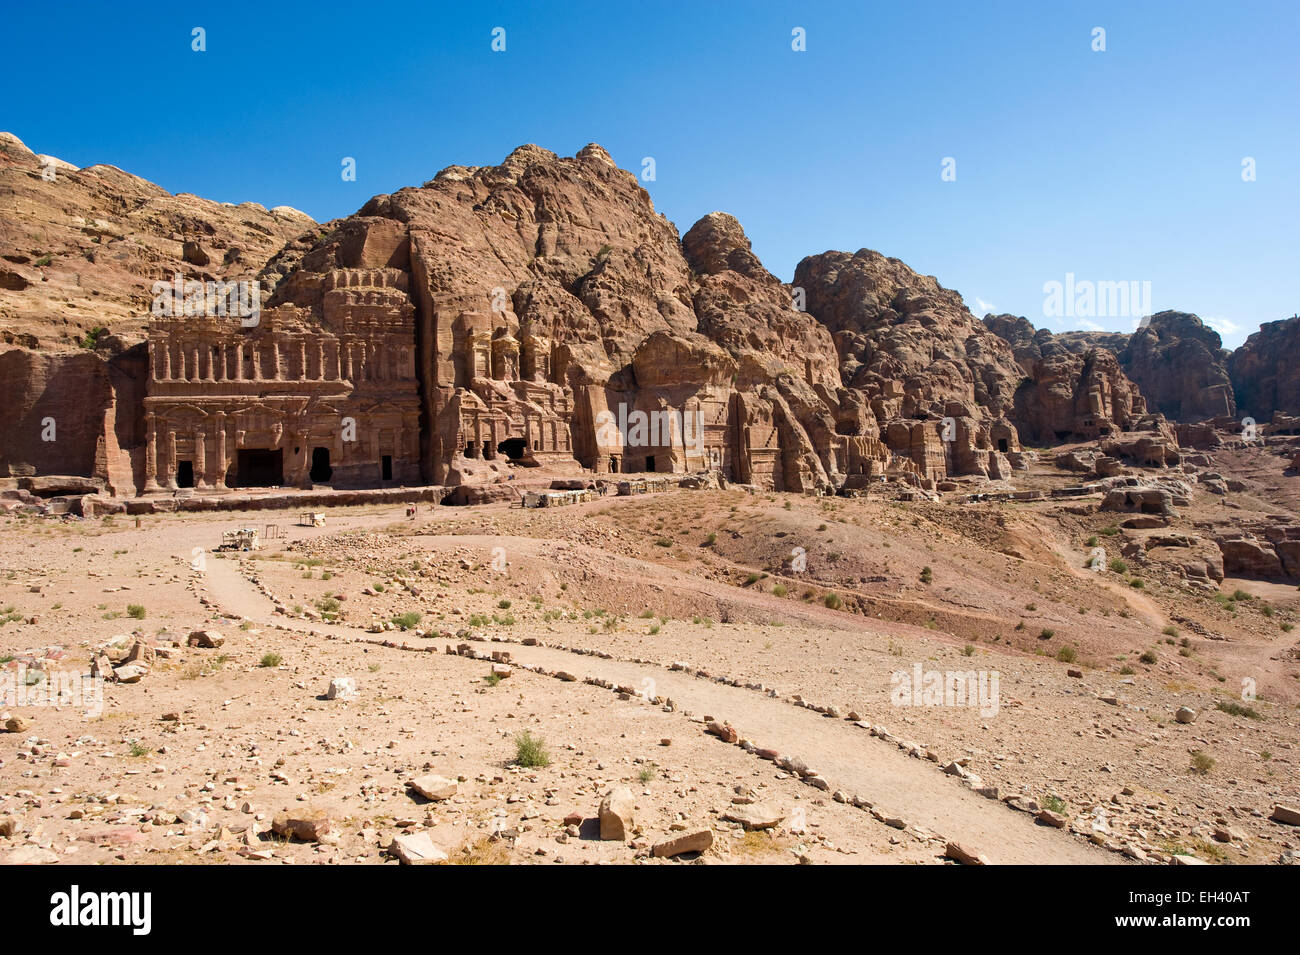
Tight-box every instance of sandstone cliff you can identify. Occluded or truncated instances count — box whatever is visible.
[256,145,848,490]
[1228,315,1300,422]
[0,131,314,350]
[983,313,1146,445]
[997,311,1235,422]
[1121,311,1235,420]
[5,137,1282,496]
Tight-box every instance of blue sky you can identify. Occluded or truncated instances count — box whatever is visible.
[3,0,1296,347]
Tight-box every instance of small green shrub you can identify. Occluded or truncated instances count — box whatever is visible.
[513,731,550,768]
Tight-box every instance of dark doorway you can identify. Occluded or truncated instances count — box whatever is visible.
[497,437,527,460]
[997,438,1008,453]
[381,455,393,481]
[645,455,656,472]
[237,449,283,487]
[175,460,194,489]
[310,447,332,484]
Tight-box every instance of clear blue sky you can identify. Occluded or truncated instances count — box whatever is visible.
[4,0,1296,347]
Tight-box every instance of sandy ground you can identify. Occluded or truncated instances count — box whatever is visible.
[2,449,1298,865]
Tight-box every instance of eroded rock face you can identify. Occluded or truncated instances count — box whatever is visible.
[0,131,314,491]
[255,148,853,491]
[797,251,1023,419]
[789,251,1030,483]
[1122,312,1234,421]
[990,312,1236,424]
[0,130,314,350]
[0,344,147,495]
[1229,316,1300,421]
[0,139,1222,494]
[984,314,1146,445]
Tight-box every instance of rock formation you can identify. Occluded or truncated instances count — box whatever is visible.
[1121,312,1235,420]
[0,131,315,492]
[6,137,1280,497]
[792,250,1026,481]
[984,314,1146,445]
[0,131,314,349]
[995,311,1235,422]
[1228,315,1300,422]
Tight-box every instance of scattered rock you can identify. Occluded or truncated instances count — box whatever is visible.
[186,629,224,648]
[706,720,738,744]
[944,841,988,865]
[599,786,635,841]
[721,803,785,830]
[652,828,714,858]
[408,774,458,801]
[271,809,339,844]
[388,831,448,865]
[326,677,357,700]
[1271,804,1300,826]
[1036,810,1068,828]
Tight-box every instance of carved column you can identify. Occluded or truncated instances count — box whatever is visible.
[144,413,160,492]
[166,430,178,489]
[194,427,208,489]
[215,413,228,490]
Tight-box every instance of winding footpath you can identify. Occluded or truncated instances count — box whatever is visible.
[199,552,1119,865]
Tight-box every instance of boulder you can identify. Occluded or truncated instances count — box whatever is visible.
[326,676,357,700]
[186,629,224,648]
[271,809,339,844]
[1100,487,1175,517]
[944,841,989,865]
[599,786,636,840]
[112,663,148,684]
[721,803,785,830]
[1216,538,1283,578]
[388,831,448,864]
[705,720,738,744]
[408,774,458,801]
[652,828,714,858]
[1271,804,1300,826]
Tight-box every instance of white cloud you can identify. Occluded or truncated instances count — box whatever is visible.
[974,297,995,314]
[1076,318,1105,331]
[1202,315,1239,337]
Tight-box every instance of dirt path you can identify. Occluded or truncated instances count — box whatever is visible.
[199,551,1118,865]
